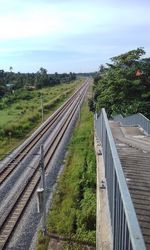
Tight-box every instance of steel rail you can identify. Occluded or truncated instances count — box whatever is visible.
[0,83,88,249]
[0,81,88,185]
[0,95,77,185]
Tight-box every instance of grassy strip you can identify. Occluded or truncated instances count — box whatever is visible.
[36,95,96,250]
[0,79,82,159]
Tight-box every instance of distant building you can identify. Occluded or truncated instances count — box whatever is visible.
[6,83,15,89]
[24,85,36,90]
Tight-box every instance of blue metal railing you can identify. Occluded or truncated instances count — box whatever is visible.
[113,113,150,135]
[95,108,146,250]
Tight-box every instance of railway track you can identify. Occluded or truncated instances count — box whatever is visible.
[0,81,89,249]
[0,81,88,186]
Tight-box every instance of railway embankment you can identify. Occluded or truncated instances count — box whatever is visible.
[36,90,96,250]
[0,81,89,249]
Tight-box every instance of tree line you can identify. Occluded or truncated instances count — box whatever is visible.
[0,67,76,97]
[89,48,150,119]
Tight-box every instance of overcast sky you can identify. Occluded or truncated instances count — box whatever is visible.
[0,0,150,73]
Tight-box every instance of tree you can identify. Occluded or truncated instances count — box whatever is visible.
[36,67,49,88]
[0,82,6,97]
[9,66,13,72]
[92,48,150,118]
[39,67,47,75]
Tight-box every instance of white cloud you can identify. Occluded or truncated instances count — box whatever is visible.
[1,0,149,42]
[0,1,100,40]
[0,10,62,39]
[0,0,150,72]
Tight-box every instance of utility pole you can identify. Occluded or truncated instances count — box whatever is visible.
[79,103,81,122]
[79,93,82,122]
[41,93,44,123]
[40,144,46,235]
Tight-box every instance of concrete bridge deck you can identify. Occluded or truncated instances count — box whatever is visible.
[110,121,150,249]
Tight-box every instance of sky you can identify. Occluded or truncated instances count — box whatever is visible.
[0,0,150,73]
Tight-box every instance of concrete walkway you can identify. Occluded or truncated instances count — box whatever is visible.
[95,136,112,250]
[110,121,150,249]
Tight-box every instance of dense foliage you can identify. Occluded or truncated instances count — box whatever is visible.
[91,48,150,118]
[0,67,76,97]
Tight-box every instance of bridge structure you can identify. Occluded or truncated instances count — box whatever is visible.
[95,109,150,250]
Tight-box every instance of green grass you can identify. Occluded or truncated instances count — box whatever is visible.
[36,89,96,250]
[0,79,83,159]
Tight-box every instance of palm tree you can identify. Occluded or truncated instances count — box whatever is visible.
[9,66,13,72]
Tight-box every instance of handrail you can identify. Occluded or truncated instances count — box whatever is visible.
[95,108,146,250]
[113,113,150,134]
